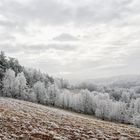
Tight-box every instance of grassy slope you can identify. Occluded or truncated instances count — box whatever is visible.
[0,97,140,140]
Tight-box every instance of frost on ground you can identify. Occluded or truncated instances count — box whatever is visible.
[0,97,140,140]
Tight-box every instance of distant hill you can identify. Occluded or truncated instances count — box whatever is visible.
[85,75,140,88]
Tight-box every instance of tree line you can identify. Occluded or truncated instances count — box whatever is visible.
[0,51,140,128]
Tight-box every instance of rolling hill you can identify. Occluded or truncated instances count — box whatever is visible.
[0,97,140,140]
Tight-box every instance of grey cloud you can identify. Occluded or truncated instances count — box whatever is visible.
[33,58,105,78]
[0,20,16,28]
[0,0,140,80]
[80,59,103,69]
[23,43,77,53]
[58,58,106,72]
[0,33,15,41]
[35,59,63,74]
[47,43,77,51]
[0,43,77,54]
[53,33,79,42]
[0,44,21,54]
[0,0,134,28]
[125,48,140,64]
[74,0,132,25]
[0,0,72,27]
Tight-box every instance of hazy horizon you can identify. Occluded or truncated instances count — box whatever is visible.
[1,0,140,80]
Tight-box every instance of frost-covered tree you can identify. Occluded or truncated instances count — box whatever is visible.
[132,114,140,128]
[133,98,140,114]
[80,89,93,114]
[74,93,84,112]
[14,72,27,98]
[55,92,63,107]
[109,101,126,122]
[33,81,48,104]
[55,89,73,109]
[77,82,98,92]
[0,51,8,90]
[62,91,71,109]
[89,91,98,114]
[108,88,122,101]
[55,78,70,89]
[24,68,54,88]
[56,90,70,109]
[20,88,37,102]
[47,83,59,106]
[2,69,16,97]
[95,93,111,120]
[8,57,23,75]
[121,91,131,103]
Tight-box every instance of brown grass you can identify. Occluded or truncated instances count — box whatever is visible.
[0,97,140,140]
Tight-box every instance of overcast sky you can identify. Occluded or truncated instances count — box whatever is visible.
[0,0,140,81]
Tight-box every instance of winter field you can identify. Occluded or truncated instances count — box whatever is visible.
[0,97,140,140]
[1,0,140,139]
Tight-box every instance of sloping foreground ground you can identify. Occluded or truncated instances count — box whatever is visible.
[0,98,140,140]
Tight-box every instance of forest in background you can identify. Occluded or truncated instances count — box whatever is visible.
[0,51,140,128]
